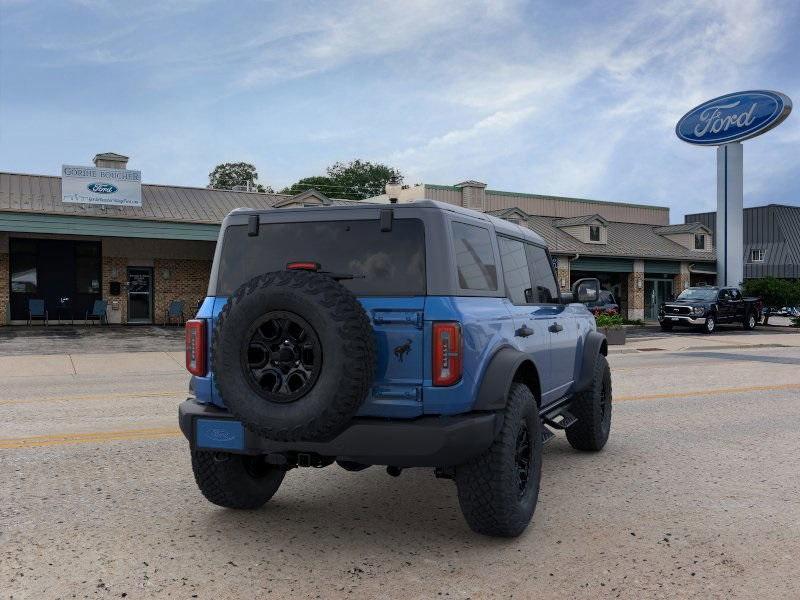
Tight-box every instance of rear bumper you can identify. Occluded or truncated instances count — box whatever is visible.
[178,399,498,467]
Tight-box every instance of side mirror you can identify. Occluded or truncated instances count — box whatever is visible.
[572,277,600,304]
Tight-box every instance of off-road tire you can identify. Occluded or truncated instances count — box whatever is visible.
[213,270,376,442]
[660,322,673,331]
[566,354,612,451]
[191,450,285,509]
[743,310,757,331]
[702,314,716,334]
[454,383,542,537]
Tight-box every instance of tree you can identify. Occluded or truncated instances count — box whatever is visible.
[281,159,403,200]
[280,176,338,197]
[209,162,273,193]
[742,277,800,325]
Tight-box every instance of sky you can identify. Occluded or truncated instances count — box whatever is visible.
[1,0,798,222]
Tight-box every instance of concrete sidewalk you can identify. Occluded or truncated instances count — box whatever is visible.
[0,351,185,377]
[609,329,800,354]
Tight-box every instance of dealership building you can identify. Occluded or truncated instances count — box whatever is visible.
[1,153,717,325]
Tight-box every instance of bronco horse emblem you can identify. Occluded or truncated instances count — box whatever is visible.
[393,339,413,362]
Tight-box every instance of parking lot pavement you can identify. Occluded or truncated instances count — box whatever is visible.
[2,345,800,598]
[0,325,185,356]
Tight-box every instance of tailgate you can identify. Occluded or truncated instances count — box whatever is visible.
[357,296,426,418]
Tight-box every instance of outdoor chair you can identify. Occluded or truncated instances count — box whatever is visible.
[164,300,185,326]
[27,299,48,326]
[85,299,109,326]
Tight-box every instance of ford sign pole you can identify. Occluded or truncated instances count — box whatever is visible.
[716,143,743,287]
[676,91,792,287]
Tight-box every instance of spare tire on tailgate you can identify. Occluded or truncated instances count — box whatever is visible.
[212,270,376,442]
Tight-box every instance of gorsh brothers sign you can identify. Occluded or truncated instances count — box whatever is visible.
[62,164,142,207]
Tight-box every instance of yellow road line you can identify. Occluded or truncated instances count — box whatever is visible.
[4,383,800,450]
[0,427,182,449]
[616,382,800,402]
[0,390,185,406]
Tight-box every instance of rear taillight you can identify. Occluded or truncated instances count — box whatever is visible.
[185,319,206,376]
[432,322,462,386]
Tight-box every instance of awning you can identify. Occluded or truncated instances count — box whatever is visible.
[689,263,717,275]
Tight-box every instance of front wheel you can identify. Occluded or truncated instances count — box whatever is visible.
[455,383,542,537]
[701,315,716,334]
[191,450,285,509]
[743,311,757,331]
[660,321,673,331]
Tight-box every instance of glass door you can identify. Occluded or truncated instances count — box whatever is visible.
[127,267,153,324]
[644,278,674,320]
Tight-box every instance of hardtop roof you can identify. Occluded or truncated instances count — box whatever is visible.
[229,199,548,246]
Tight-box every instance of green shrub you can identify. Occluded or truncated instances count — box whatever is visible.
[595,313,624,329]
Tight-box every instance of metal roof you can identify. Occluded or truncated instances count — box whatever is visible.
[489,208,714,262]
[0,171,289,224]
[554,214,608,227]
[654,223,710,235]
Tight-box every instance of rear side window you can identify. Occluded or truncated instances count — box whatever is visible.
[525,245,559,303]
[498,236,532,304]
[216,219,426,296]
[452,222,497,291]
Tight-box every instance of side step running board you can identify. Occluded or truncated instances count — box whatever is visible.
[542,410,577,430]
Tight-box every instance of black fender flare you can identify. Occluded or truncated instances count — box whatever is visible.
[473,347,541,411]
[573,331,608,393]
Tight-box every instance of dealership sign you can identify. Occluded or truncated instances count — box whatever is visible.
[62,165,142,207]
[676,90,792,146]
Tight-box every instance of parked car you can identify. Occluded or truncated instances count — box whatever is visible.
[658,286,762,334]
[180,201,612,537]
[586,290,620,316]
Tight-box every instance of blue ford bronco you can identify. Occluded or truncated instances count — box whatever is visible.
[180,200,612,537]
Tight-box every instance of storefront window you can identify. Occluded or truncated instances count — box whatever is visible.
[11,253,37,292]
[10,239,37,293]
[75,243,101,293]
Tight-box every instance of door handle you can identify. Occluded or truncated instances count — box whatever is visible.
[548,322,563,333]
[515,324,534,338]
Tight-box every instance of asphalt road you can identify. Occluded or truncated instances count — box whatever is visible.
[2,344,800,599]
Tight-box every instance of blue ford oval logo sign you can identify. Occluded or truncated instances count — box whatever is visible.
[87,182,118,194]
[676,90,791,146]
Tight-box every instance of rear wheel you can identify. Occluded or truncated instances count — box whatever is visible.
[191,450,285,509]
[454,383,542,537]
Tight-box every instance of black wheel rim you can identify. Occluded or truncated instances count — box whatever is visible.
[515,422,532,498]
[241,311,322,403]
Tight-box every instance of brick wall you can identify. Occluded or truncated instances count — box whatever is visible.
[673,262,691,296]
[626,260,645,320]
[153,258,211,324]
[102,256,129,324]
[555,256,571,292]
[0,253,9,326]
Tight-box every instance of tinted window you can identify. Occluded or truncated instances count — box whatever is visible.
[525,245,559,303]
[452,222,497,291]
[677,288,717,301]
[216,219,426,296]
[729,289,742,301]
[498,237,532,304]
